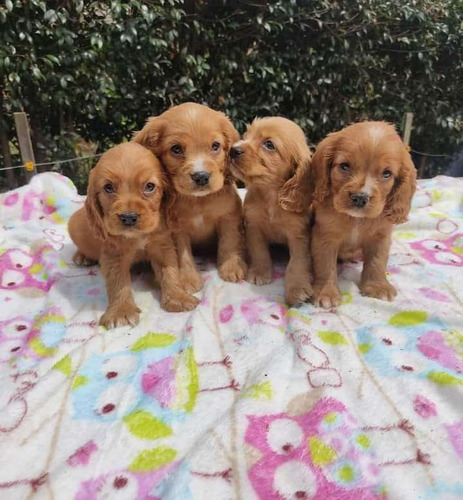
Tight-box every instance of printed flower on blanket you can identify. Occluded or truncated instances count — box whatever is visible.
[1,172,77,226]
[0,246,57,292]
[245,397,385,499]
[75,457,190,500]
[410,234,463,266]
[71,333,198,427]
[357,310,463,386]
[0,308,65,367]
[219,296,288,346]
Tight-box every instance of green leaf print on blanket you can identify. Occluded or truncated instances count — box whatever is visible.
[129,447,177,472]
[123,410,173,439]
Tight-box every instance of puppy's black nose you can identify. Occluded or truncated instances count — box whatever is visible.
[119,212,139,227]
[350,192,370,208]
[191,171,210,186]
[230,146,244,159]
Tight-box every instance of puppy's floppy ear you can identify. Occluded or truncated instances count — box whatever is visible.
[160,171,178,231]
[383,149,417,224]
[220,113,240,184]
[133,117,164,154]
[85,169,107,240]
[278,147,312,213]
[220,113,240,151]
[311,132,339,204]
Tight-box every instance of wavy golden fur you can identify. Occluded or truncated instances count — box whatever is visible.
[68,143,199,328]
[133,103,247,292]
[230,116,313,305]
[310,121,417,308]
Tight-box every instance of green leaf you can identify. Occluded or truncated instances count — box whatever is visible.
[318,331,348,345]
[244,381,272,400]
[184,347,198,413]
[358,343,372,354]
[45,54,60,65]
[427,371,463,386]
[130,333,176,351]
[123,410,172,439]
[44,9,56,21]
[53,355,72,375]
[388,311,428,327]
[73,375,88,389]
[30,338,55,357]
[309,437,337,466]
[128,447,177,472]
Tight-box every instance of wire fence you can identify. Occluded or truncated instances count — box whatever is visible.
[0,153,103,172]
[1,108,461,195]
[1,148,459,194]
[0,152,103,194]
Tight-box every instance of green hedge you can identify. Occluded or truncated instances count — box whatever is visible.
[1,0,462,191]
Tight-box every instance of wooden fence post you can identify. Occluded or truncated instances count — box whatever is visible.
[0,90,16,189]
[403,112,413,147]
[14,112,37,182]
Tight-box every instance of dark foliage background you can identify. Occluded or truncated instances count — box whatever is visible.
[1,0,462,192]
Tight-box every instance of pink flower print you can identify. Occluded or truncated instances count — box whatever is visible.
[241,298,287,330]
[142,357,176,408]
[0,316,33,363]
[3,192,18,206]
[22,190,42,221]
[75,465,177,500]
[446,421,463,459]
[413,395,437,419]
[418,330,463,374]
[0,247,54,291]
[67,441,98,467]
[219,304,234,323]
[410,234,463,266]
[418,288,451,303]
[245,398,384,499]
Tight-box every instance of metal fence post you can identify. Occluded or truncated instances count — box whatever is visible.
[14,112,37,182]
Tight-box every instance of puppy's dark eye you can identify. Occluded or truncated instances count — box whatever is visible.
[340,163,350,172]
[211,141,221,152]
[382,169,392,179]
[144,182,155,193]
[263,140,275,151]
[104,183,114,193]
[171,144,183,155]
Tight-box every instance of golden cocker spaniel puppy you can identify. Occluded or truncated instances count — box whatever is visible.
[133,102,247,292]
[311,121,417,308]
[230,117,313,306]
[68,143,199,328]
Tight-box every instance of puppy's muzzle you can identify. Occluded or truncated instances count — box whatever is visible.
[191,171,210,186]
[119,212,139,227]
[230,146,244,159]
[350,192,369,208]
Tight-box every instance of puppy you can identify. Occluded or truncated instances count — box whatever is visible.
[68,143,199,328]
[230,117,313,306]
[311,121,417,308]
[133,103,247,292]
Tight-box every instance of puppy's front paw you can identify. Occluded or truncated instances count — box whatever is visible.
[162,291,200,313]
[360,280,397,301]
[181,268,203,293]
[286,281,313,307]
[312,283,341,309]
[219,258,247,283]
[73,250,97,267]
[247,267,273,286]
[99,302,141,329]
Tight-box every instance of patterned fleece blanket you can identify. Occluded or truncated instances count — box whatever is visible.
[0,172,462,500]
